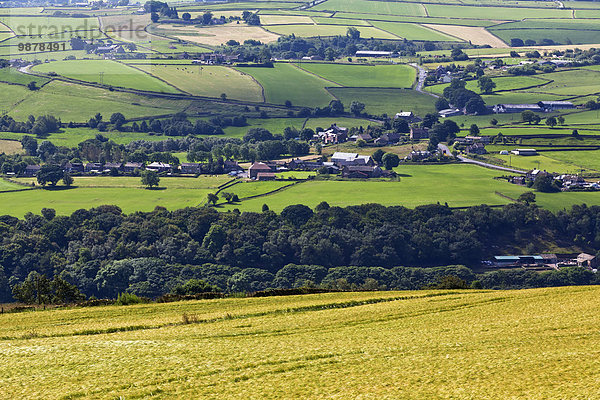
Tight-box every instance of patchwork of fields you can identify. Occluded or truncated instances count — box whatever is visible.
[3,287,600,398]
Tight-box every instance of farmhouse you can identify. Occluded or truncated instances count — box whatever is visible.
[538,101,575,112]
[493,104,542,113]
[512,149,538,156]
[180,163,201,174]
[410,127,429,140]
[395,111,421,123]
[104,162,122,172]
[577,253,598,269]
[64,162,84,173]
[406,150,432,161]
[123,162,143,173]
[466,143,487,155]
[146,162,171,172]
[23,165,41,177]
[341,165,385,179]
[526,169,549,180]
[315,124,348,144]
[331,152,373,167]
[224,160,243,173]
[249,162,273,179]
[85,163,102,173]
[375,132,401,145]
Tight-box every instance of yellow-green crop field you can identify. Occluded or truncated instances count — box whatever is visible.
[2,286,600,399]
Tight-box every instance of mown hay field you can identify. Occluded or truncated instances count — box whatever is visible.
[2,287,600,399]
[265,24,398,39]
[136,64,264,102]
[158,23,281,46]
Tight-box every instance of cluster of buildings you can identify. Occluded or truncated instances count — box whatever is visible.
[489,253,598,272]
[192,53,242,65]
[509,169,600,191]
[246,151,397,181]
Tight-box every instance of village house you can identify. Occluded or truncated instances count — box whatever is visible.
[63,162,84,174]
[410,126,429,140]
[315,124,348,144]
[180,163,201,174]
[341,165,385,179]
[374,132,401,146]
[123,162,143,174]
[395,111,421,124]
[406,150,432,161]
[85,163,103,173]
[104,162,123,172]
[146,162,171,173]
[526,169,549,181]
[331,152,374,167]
[23,165,41,177]
[466,142,487,155]
[249,162,273,179]
[224,160,243,173]
[465,135,491,144]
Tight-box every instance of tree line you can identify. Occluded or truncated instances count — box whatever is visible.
[1,202,599,302]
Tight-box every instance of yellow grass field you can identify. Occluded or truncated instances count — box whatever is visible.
[2,287,600,399]
[0,139,23,155]
[159,23,281,46]
[259,15,315,25]
[424,24,509,47]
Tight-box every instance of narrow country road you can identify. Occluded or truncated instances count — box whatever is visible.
[410,63,439,98]
[437,143,526,174]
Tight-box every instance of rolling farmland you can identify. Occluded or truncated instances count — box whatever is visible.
[3,287,600,399]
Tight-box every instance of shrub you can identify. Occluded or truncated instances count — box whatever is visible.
[115,292,144,306]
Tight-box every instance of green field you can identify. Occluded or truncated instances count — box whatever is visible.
[313,0,427,16]
[0,178,26,192]
[542,150,600,172]
[328,87,436,116]
[236,63,337,107]
[135,64,264,102]
[295,63,416,88]
[0,67,50,86]
[493,153,579,173]
[0,15,100,35]
[425,4,572,20]
[370,21,460,41]
[7,81,190,122]
[0,176,231,217]
[428,75,551,96]
[32,60,181,94]
[225,164,529,212]
[3,287,600,398]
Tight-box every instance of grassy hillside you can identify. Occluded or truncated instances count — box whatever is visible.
[2,287,600,399]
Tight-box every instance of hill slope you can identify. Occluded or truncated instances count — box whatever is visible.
[1,287,599,399]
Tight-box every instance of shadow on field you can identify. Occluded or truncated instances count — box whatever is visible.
[396,173,412,177]
[144,187,167,191]
[42,186,77,191]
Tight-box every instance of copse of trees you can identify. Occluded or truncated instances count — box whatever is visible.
[1,202,599,302]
